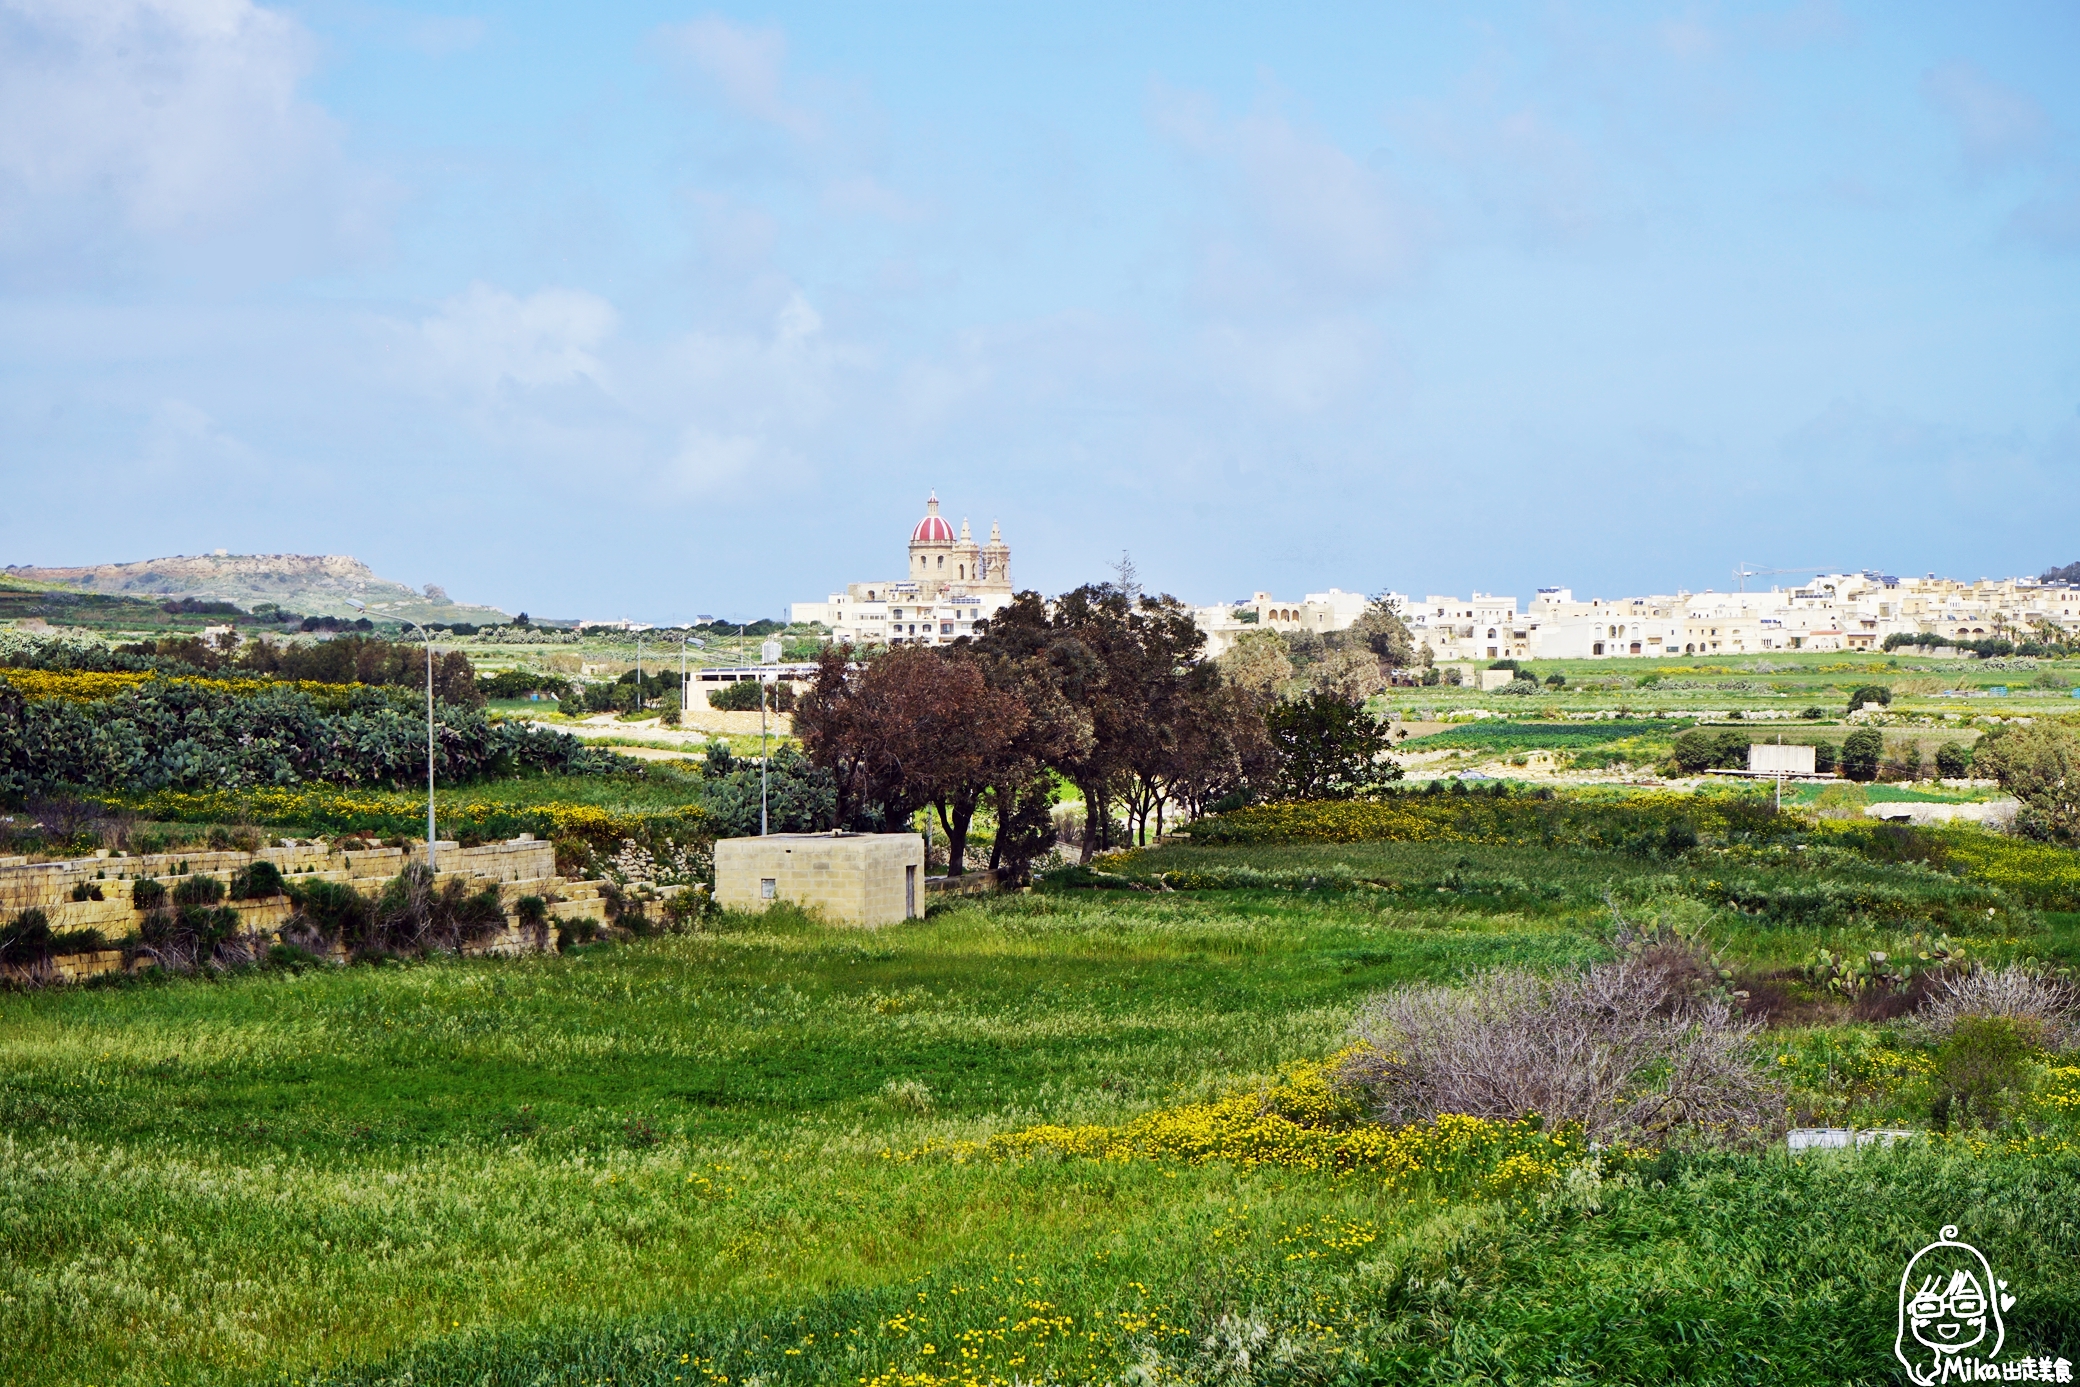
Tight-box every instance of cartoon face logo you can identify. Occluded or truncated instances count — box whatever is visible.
[1896,1226,2011,1385]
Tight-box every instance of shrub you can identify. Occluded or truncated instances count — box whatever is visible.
[136,904,244,972]
[69,881,103,902]
[1931,1016,2037,1131]
[660,888,712,929]
[1814,741,1839,774]
[1914,964,2077,1051]
[1846,684,1892,711]
[0,908,52,965]
[129,877,167,911]
[1801,706,1827,719]
[361,867,507,956]
[1839,727,1884,781]
[1339,954,1784,1148]
[708,679,764,712]
[882,1077,935,1114]
[172,874,226,907]
[1672,728,1749,774]
[49,927,107,955]
[557,918,600,950]
[1936,741,1973,779]
[284,877,369,947]
[229,860,285,899]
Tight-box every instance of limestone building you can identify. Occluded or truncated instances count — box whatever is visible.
[791,493,1016,646]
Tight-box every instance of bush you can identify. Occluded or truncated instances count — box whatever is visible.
[1936,741,1973,779]
[1914,964,2077,1051]
[172,874,226,907]
[1339,954,1783,1148]
[129,877,167,911]
[1846,684,1892,711]
[1839,727,1884,781]
[1672,728,1748,774]
[1814,741,1838,774]
[229,860,285,899]
[1930,1016,2037,1131]
[284,877,370,946]
[1800,706,1827,719]
[660,888,712,929]
[707,679,764,712]
[69,881,103,902]
[0,908,52,965]
[136,903,244,972]
[360,867,506,956]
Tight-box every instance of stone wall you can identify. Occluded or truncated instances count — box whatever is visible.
[0,836,617,985]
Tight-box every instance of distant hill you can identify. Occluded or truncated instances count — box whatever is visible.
[3,554,510,625]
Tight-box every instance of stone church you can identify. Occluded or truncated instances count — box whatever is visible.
[791,493,1016,646]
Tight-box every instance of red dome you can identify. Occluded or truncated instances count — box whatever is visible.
[912,513,954,543]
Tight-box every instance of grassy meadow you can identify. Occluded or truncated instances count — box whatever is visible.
[8,809,2080,1384]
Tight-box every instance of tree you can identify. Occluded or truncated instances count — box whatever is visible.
[1673,728,1748,774]
[1973,722,2080,840]
[979,583,1205,862]
[1217,629,1292,698]
[1840,726,1885,782]
[1308,645,1386,701]
[793,644,1027,869]
[1349,593,1416,669]
[1846,684,1892,712]
[916,649,1028,875]
[1266,692,1398,800]
[1936,742,1973,779]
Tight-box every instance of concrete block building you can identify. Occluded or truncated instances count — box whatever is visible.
[713,832,924,926]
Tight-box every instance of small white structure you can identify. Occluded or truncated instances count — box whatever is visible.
[1786,1128,1916,1152]
[1749,743,1818,776]
[713,832,924,926]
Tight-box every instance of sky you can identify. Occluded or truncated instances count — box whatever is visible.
[1,1,2077,623]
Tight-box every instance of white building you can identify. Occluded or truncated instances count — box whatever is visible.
[791,493,1016,647]
[1194,588,1390,658]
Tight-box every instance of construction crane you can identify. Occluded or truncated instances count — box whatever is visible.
[1733,563,1842,593]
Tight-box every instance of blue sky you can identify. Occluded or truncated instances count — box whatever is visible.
[2,1,2076,622]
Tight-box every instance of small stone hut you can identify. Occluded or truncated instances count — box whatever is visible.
[712,832,924,926]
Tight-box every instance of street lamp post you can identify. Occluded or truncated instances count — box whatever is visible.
[759,636,782,836]
[347,601,438,872]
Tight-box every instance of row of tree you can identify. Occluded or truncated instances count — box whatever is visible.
[795,582,1407,876]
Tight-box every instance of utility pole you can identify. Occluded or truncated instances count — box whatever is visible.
[759,636,782,835]
[347,600,436,872]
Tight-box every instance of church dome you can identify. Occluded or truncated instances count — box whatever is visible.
[911,492,954,544]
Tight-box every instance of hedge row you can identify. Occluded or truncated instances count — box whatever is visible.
[0,676,622,798]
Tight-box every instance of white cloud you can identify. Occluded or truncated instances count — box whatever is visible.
[410,283,619,398]
[1198,316,1378,414]
[1923,61,2053,176]
[1155,88,1426,312]
[656,15,820,139]
[0,0,388,282]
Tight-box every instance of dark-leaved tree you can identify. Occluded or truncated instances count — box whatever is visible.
[1266,692,1399,801]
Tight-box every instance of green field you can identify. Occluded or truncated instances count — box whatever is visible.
[8,807,2080,1385]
